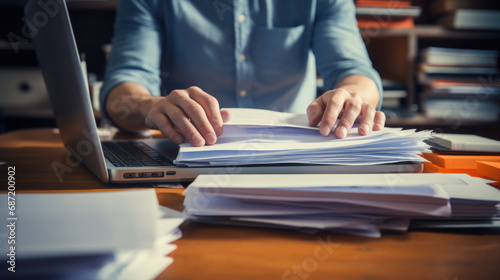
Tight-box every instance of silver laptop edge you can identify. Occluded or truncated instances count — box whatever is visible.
[26,0,110,183]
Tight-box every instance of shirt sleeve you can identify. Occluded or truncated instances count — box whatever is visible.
[312,0,383,110]
[99,0,163,120]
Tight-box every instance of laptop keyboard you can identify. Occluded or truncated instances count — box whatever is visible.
[101,142,173,167]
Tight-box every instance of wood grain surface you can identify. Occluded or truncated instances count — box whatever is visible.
[1,128,499,280]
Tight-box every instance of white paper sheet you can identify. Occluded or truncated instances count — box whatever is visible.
[0,190,160,258]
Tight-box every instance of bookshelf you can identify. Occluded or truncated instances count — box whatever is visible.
[360,23,500,138]
[414,25,500,39]
[1,0,499,139]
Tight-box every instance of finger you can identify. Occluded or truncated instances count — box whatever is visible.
[335,95,362,139]
[170,90,217,145]
[163,102,206,147]
[187,86,224,136]
[221,110,231,123]
[145,109,185,144]
[216,109,232,136]
[373,111,386,131]
[358,104,376,136]
[306,98,325,127]
[320,89,348,136]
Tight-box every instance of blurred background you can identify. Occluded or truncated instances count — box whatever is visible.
[0,0,499,138]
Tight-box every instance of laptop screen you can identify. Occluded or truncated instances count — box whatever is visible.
[25,0,109,183]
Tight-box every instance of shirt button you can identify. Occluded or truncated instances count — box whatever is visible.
[238,14,246,23]
[239,54,246,61]
[239,90,247,97]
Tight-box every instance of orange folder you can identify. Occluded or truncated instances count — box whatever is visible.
[423,162,481,177]
[357,17,414,29]
[355,0,411,7]
[477,161,500,182]
[420,152,500,170]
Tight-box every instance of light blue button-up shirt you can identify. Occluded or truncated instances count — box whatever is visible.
[100,0,382,119]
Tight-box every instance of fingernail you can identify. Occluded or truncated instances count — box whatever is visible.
[308,113,317,126]
[361,124,370,134]
[214,125,222,136]
[175,136,183,144]
[320,125,331,136]
[193,134,205,146]
[337,126,347,138]
[205,132,216,144]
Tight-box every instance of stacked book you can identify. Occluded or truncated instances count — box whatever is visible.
[355,0,422,29]
[0,190,184,280]
[184,173,500,237]
[418,47,500,122]
[427,0,500,30]
[174,108,432,167]
[380,79,408,118]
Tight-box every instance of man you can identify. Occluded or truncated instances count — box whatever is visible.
[100,0,385,147]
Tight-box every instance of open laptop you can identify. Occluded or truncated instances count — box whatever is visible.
[25,0,422,184]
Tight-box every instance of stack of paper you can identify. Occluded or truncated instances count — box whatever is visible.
[0,190,183,280]
[174,108,432,167]
[425,133,500,153]
[184,174,500,237]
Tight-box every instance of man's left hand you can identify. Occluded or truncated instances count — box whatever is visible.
[307,86,386,138]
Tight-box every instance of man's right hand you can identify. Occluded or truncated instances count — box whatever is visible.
[106,83,229,147]
[145,86,230,146]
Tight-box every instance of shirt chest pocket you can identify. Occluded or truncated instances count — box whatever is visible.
[250,24,309,86]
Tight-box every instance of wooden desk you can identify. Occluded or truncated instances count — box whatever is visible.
[1,128,500,280]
